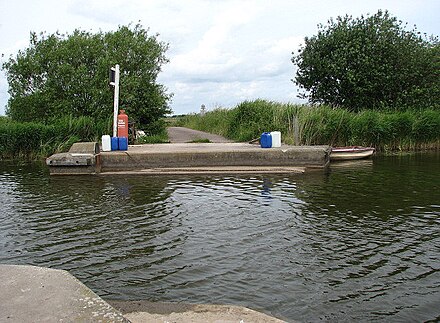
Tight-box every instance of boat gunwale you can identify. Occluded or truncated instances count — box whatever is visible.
[331,146,375,153]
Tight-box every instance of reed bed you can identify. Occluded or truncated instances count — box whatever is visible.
[0,115,112,159]
[2,99,438,159]
[177,100,440,151]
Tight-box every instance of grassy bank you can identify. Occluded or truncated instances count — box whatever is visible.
[0,115,112,159]
[176,100,440,151]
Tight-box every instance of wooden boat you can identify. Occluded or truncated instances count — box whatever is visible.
[330,146,375,161]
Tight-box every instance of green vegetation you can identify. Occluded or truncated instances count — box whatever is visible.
[172,12,437,151]
[1,23,173,159]
[135,130,169,144]
[177,100,440,151]
[0,115,111,159]
[175,108,233,137]
[2,24,172,129]
[2,13,438,159]
[0,115,173,158]
[293,10,439,111]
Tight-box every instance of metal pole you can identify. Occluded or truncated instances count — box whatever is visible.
[112,64,120,137]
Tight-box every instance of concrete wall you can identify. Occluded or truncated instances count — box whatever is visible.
[100,144,330,172]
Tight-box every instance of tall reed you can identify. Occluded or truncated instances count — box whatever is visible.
[176,108,235,137]
[177,100,440,151]
[0,115,112,159]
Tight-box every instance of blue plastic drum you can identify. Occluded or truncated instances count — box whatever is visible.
[118,137,128,151]
[111,137,119,151]
[260,132,272,148]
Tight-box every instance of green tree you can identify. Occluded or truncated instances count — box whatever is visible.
[2,24,172,129]
[293,10,439,111]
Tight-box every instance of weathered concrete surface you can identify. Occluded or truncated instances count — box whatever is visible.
[109,300,288,323]
[46,142,101,175]
[1,265,289,322]
[0,264,127,322]
[167,126,233,143]
[46,141,331,175]
[101,165,307,175]
[68,142,100,154]
[46,152,95,166]
[100,143,330,173]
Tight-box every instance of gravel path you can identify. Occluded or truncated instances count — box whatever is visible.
[166,127,233,143]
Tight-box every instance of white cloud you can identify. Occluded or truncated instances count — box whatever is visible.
[1,0,439,115]
[267,36,304,55]
[170,1,261,79]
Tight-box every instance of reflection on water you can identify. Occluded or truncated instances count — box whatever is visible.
[0,153,439,322]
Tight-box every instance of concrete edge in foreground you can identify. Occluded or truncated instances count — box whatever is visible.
[1,265,289,322]
[109,300,288,323]
[0,264,127,322]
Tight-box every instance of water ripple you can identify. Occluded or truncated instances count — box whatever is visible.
[1,155,440,322]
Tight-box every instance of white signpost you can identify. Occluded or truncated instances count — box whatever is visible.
[109,64,120,137]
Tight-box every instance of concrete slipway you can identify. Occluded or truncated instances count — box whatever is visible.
[0,265,288,322]
[47,142,331,175]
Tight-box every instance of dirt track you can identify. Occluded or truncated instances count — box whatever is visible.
[166,127,233,143]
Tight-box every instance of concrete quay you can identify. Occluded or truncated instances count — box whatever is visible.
[0,265,287,322]
[100,143,330,172]
[46,142,331,175]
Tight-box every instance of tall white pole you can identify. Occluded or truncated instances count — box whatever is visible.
[112,64,120,137]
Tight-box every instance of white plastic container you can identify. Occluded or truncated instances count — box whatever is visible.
[270,131,281,148]
[101,135,111,152]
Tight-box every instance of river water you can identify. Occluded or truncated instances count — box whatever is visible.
[0,153,439,322]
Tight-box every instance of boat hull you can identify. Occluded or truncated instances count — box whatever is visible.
[330,147,375,161]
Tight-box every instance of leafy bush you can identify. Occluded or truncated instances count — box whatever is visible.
[2,24,172,128]
[293,10,439,111]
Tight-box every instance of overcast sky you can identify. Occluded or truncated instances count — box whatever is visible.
[0,0,439,116]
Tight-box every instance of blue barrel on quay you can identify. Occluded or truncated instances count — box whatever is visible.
[111,137,119,151]
[260,132,272,148]
[118,137,128,151]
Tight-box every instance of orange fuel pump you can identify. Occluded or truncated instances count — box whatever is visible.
[117,110,129,138]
